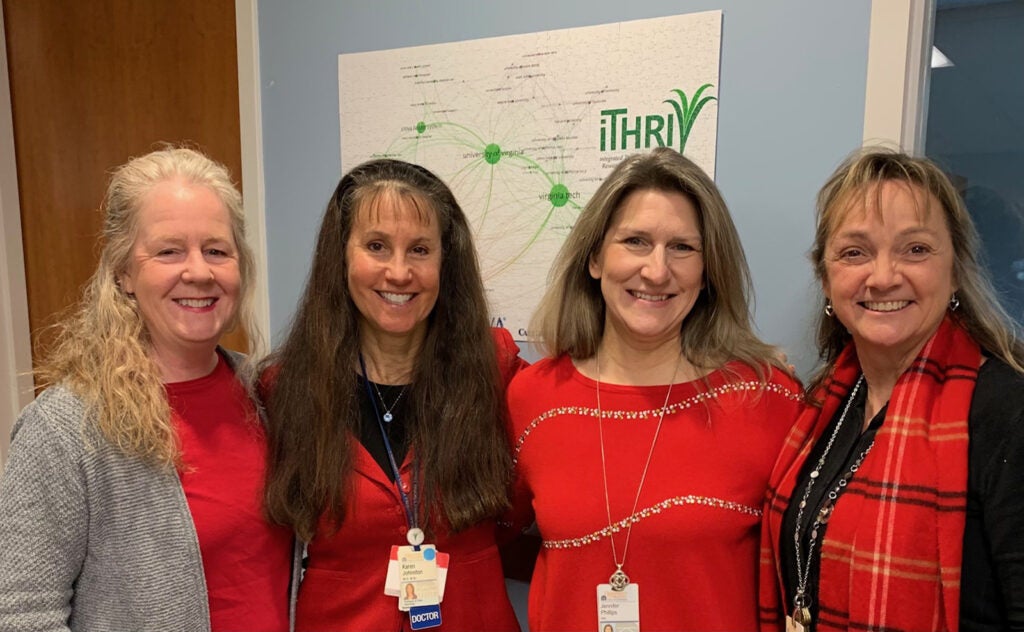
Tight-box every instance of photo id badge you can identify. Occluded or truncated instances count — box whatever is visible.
[385,545,449,602]
[596,583,640,632]
[397,545,440,612]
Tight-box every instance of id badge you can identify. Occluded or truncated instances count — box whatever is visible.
[596,583,640,632]
[395,545,440,612]
[384,545,449,602]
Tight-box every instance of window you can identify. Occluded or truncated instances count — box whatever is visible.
[925,0,1024,324]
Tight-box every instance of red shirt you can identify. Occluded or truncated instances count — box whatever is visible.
[167,354,292,632]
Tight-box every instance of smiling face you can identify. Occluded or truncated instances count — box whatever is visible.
[345,191,442,347]
[823,180,956,366]
[121,179,241,374]
[589,188,704,352]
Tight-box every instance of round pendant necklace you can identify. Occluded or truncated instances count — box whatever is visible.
[359,353,420,542]
[596,349,679,591]
[372,381,407,423]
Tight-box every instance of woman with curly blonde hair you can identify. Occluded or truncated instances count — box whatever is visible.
[0,147,293,632]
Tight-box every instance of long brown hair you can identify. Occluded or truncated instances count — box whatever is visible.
[263,159,511,542]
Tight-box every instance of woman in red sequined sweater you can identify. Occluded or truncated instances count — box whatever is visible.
[506,148,801,631]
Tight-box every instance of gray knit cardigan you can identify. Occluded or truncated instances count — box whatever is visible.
[0,351,299,632]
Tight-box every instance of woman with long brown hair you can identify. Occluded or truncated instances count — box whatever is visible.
[263,159,525,631]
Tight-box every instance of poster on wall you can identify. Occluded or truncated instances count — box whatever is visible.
[339,11,721,341]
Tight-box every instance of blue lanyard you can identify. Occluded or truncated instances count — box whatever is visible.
[358,353,418,532]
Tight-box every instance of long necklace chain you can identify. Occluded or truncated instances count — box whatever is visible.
[791,375,865,624]
[596,349,679,591]
[371,381,407,423]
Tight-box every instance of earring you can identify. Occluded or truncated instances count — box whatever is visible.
[949,293,960,312]
[117,281,135,300]
[824,299,835,317]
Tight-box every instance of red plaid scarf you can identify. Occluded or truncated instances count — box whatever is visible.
[760,316,980,631]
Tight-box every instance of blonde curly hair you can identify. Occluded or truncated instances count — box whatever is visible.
[36,146,257,467]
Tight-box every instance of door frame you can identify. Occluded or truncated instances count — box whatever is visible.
[0,0,270,468]
[863,0,935,151]
[235,0,272,359]
[0,4,33,467]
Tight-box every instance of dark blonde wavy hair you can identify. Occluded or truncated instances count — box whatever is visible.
[263,159,510,542]
[36,146,257,467]
[809,147,1024,391]
[531,147,788,377]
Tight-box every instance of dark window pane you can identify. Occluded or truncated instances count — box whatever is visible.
[926,0,1024,325]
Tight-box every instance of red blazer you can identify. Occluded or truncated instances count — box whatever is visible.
[295,328,527,631]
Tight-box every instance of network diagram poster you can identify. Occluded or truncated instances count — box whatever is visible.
[340,11,721,340]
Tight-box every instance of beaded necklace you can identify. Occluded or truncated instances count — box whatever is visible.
[790,375,870,629]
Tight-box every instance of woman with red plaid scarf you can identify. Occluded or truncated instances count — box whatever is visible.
[760,148,1024,631]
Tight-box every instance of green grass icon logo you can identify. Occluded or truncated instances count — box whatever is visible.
[663,83,717,155]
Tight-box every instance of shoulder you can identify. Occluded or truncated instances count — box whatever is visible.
[4,386,98,493]
[764,365,804,401]
[970,356,1024,440]
[700,363,803,439]
[714,361,803,402]
[11,385,91,449]
[973,355,1024,399]
[489,327,516,350]
[507,355,573,396]
[506,355,580,425]
[490,328,530,385]
[220,347,245,364]
[218,346,250,378]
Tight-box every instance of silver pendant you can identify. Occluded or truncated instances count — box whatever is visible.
[383,412,393,423]
[609,568,630,591]
[406,527,425,546]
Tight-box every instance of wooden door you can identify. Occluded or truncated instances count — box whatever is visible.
[3,0,247,380]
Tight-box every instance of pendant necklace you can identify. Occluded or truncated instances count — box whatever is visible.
[790,375,869,630]
[372,381,407,423]
[596,349,679,591]
[358,353,420,545]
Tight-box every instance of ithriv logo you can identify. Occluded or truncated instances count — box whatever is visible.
[600,84,717,154]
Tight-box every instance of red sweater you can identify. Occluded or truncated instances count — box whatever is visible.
[168,354,292,632]
[296,328,527,631]
[507,356,801,631]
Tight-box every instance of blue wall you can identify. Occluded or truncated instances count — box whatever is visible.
[258,0,872,374]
